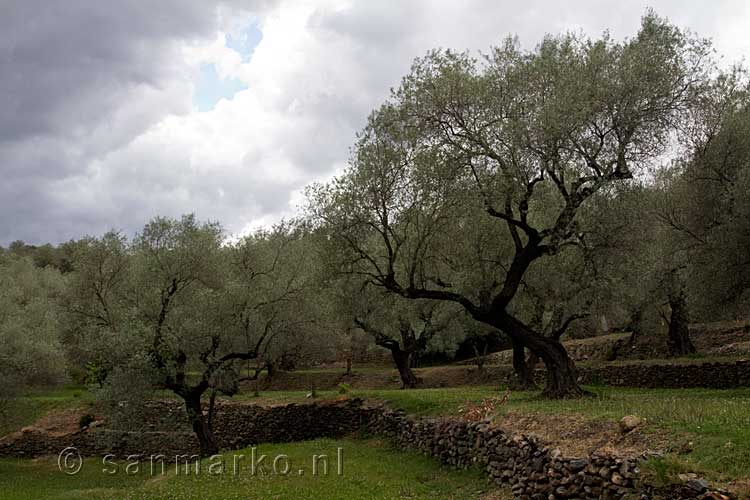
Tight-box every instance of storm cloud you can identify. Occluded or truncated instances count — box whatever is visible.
[1,0,748,244]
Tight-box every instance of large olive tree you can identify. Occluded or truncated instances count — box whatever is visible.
[658,69,750,321]
[310,13,709,397]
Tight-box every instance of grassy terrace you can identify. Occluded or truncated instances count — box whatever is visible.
[2,385,749,497]
[238,386,750,489]
[0,386,93,437]
[0,438,502,500]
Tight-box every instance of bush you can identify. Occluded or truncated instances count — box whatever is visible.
[78,414,95,429]
[338,383,352,394]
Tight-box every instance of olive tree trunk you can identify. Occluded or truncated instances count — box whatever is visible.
[184,393,219,457]
[510,343,538,390]
[498,314,587,398]
[391,349,419,388]
[666,292,696,357]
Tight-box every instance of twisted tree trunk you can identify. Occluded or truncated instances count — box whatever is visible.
[498,313,587,398]
[510,343,537,390]
[666,291,696,357]
[184,392,219,457]
[391,349,419,388]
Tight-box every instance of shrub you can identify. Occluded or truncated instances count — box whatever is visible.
[78,414,95,429]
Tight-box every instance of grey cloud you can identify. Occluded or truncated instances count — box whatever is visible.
[0,0,225,244]
[0,1,215,142]
[0,0,746,245]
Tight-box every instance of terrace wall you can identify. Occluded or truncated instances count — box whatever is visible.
[0,398,734,499]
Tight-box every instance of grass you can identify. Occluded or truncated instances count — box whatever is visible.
[0,438,506,500]
[0,385,92,437]
[235,386,750,488]
[4,384,750,495]
[501,387,750,486]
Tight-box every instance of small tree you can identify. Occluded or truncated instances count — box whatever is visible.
[352,295,455,388]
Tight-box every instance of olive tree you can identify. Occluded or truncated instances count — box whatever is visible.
[0,254,66,409]
[65,215,320,456]
[310,13,709,397]
[658,69,750,321]
[342,284,458,388]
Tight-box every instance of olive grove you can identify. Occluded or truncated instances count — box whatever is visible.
[308,13,713,397]
[63,215,327,455]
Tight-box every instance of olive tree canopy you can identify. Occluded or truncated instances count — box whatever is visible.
[309,13,711,397]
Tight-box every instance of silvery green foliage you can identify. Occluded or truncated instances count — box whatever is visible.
[0,253,66,401]
[667,71,750,320]
[308,14,709,355]
[64,215,327,406]
[94,353,162,431]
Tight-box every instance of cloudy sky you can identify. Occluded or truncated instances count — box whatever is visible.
[1,0,748,245]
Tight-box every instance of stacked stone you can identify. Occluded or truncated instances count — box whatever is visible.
[363,407,735,499]
[0,398,738,499]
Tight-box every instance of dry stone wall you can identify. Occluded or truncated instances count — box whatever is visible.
[364,405,732,499]
[0,398,735,499]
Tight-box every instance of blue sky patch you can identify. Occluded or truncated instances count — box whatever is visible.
[192,63,248,112]
[192,19,262,111]
[226,19,263,62]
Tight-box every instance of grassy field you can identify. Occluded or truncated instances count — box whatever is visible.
[0,386,93,437]
[237,386,750,488]
[3,384,749,496]
[0,438,505,500]
[234,386,501,416]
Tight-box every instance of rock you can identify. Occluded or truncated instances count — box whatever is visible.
[619,415,645,434]
[678,441,695,454]
[679,473,699,482]
[611,472,625,485]
[568,458,587,471]
[686,478,710,492]
[555,486,571,496]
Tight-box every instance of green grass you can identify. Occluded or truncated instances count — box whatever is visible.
[5,384,750,494]
[347,387,502,416]
[500,387,750,485]
[0,439,506,500]
[0,455,153,500]
[236,386,750,487]
[0,385,91,437]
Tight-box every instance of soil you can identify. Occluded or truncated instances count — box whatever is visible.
[18,406,89,437]
[239,364,504,392]
[490,409,672,458]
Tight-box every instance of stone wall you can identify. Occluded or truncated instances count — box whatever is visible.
[0,398,735,499]
[577,360,750,389]
[364,406,732,499]
[0,399,368,458]
[0,428,200,458]
[235,359,750,392]
[481,359,750,390]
